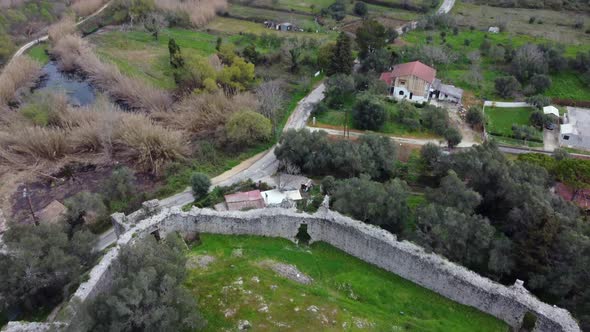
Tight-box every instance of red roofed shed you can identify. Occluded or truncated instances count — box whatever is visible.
[224,190,266,211]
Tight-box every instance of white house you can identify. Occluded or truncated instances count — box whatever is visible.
[380,61,463,104]
[543,105,560,117]
[379,61,436,103]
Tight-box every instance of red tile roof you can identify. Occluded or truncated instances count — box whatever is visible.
[379,72,395,86]
[224,190,266,211]
[380,61,437,85]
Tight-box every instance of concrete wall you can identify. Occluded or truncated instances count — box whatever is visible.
[3,201,581,332]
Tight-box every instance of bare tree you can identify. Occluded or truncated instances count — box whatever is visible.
[143,12,166,40]
[256,79,285,137]
[466,64,483,88]
[467,50,481,65]
[277,160,301,191]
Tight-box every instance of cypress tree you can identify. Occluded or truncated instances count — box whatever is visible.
[168,38,184,69]
[328,32,353,76]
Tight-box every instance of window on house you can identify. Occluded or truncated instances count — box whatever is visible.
[399,91,404,96]
[563,135,570,140]
[400,80,406,85]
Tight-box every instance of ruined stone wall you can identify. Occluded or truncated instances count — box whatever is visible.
[2,201,581,332]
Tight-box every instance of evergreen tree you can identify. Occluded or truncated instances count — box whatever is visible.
[328,32,354,75]
[168,38,184,69]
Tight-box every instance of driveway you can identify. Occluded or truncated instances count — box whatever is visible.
[543,128,559,152]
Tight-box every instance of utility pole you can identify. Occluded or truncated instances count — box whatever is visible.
[23,184,38,226]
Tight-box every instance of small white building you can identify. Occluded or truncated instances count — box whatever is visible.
[261,189,302,205]
[559,107,590,151]
[543,105,560,117]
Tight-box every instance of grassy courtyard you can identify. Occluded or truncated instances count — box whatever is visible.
[313,101,441,138]
[484,106,544,147]
[186,234,509,332]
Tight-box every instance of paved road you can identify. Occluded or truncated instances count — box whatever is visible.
[95,0,456,250]
[96,83,326,250]
[307,126,481,148]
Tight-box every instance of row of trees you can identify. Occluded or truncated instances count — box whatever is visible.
[275,129,397,181]
[323,141,590,329]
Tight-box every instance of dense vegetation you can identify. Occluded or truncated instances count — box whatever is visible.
[0,222,97,324]
[76,233,205,331]
[308,141,590,330]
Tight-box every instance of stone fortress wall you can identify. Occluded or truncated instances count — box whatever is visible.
[3,200,581,332]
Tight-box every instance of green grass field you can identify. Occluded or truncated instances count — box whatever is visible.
[186,234,509,332]
[90,28,220,89]
[452,1,590,47]
[485,106,535,136]
[314,101,440,138]
[397,28,590,100]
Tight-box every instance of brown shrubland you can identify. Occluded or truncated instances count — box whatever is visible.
[0,56,42,107]
[1,96,187,174]
[156,91,258,134]
[48,16,78,45]
[155,0,227,26]
[71,0,106,17]
[114,115,188,174]
[52,35,172,112]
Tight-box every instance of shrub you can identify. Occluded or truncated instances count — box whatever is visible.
[352,94,386,130]
[63,191,108,232]
[529,74,552,94]
[494,76,521,98]
[0,126,69,160]
[353,1,367,16]
[526,95,551,109]
[48,15,77,45]
[444,127,462,148]
[0,56,42,106]
[321,175,336,194]
[100,166,136,205]
[466,106,484,128]
[225,110,272,147]
[190,172,211,200]
[154,0,227,27]
[115,115,188,174]
[71,0,106,16]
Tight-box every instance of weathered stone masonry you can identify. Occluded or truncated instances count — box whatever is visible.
[3,200,581,332]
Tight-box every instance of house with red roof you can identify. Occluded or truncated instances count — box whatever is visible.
[380,61,436,103]
[379,61,463,104]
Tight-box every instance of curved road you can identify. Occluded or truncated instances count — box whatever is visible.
[85,0,458,250]
[8,1,111,62]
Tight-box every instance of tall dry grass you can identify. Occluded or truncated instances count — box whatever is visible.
[1,96,187,174]
[0,126,70,161]
[0,56,42,107]
[52,35,172,112]
[48,16,78,45]
[114,115,188,174]
[155,0,227,26]
[156,92,258,134]
[71,0,106,17]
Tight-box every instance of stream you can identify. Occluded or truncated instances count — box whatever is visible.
[35,61,96,106]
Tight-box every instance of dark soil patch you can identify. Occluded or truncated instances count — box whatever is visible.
[10,162,158,224]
